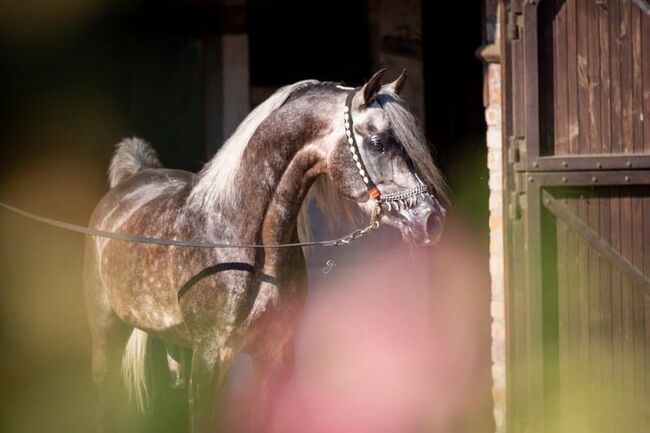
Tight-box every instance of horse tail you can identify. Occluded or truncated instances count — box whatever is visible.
[122,328,150,412]
[108,137,162,188]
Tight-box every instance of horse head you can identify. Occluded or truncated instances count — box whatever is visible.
[324,69,448,246]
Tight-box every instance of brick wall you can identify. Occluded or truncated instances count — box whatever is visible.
[486,60,506,433]
[480,2,506,432]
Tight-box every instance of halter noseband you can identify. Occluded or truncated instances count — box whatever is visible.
[344,90,433,214]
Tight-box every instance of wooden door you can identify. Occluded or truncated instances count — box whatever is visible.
[501,1,650,432]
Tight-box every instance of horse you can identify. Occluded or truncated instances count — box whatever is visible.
[82,69,448,433]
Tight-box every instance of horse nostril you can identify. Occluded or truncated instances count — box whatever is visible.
[425,211,443,243]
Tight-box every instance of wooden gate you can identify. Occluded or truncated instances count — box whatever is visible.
[501,0,650,432]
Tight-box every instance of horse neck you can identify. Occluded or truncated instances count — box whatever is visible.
[210,94,339,249]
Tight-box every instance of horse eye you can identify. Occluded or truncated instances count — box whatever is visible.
[368,133,392,152]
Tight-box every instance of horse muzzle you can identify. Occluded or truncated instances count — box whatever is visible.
[395,196,446,246]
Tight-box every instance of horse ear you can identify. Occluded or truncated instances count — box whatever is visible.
[384,69,407,95]
[362,68,387,106]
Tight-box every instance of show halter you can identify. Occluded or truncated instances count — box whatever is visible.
[343,90,434,216]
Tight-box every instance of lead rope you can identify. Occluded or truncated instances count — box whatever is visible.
[322,202,381,246]
[0,200,380,249]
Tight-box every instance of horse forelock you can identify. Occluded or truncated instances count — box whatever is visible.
[376,91,449,207]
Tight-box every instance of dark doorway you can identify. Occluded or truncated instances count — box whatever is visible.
[423,0,487,235]
[248,0,371,87]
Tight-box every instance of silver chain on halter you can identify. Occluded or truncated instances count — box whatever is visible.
[378,184,431,212]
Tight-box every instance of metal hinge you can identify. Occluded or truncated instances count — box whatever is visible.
[508,135,525,167]
[507,135,526,221]
[508,171,526,221]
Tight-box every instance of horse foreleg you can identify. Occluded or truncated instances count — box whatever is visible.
[250,342,295,433]
[189,341,234,433]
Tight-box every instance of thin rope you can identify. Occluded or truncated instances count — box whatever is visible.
[0,200,380,249]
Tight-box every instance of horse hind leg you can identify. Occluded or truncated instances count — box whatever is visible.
[86,303,133,432]
[83,256,135,432]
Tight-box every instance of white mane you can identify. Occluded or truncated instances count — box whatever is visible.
[188,79,318,210]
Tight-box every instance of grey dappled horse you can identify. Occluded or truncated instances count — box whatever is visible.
[83,69,447,433]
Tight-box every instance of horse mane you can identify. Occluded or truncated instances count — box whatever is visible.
[187,79,319,211]
[376,91,449,206]
[297,175,359,244]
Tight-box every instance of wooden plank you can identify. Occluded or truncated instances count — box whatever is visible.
[621,0,635,154]
[578,188,591,428]
[567,190,582,431]
[555,0,570,156]
[525,184,545,433]
[599,187,614,433]
[541,191,560,432]
[621,187,634,433]
[587,0,603,156]
[632,189,646,432]
[610,185,624,430]
[644,193,650,428]
[588,191,603,431]
[524,1,541,162]
[567,0,580,155]
[510,216,529,433]
[554,3,571,429]
[632,6,647,431]
[610,0,624,155]
[644,13,650,153]
[577,0,590,156]
[556,195,571,432]
[513,38,526,137]
[583,0,602,393]
[599,1,612,156]
[632,4,644,154]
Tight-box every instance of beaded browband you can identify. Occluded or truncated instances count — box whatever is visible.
[344,90,434,213]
